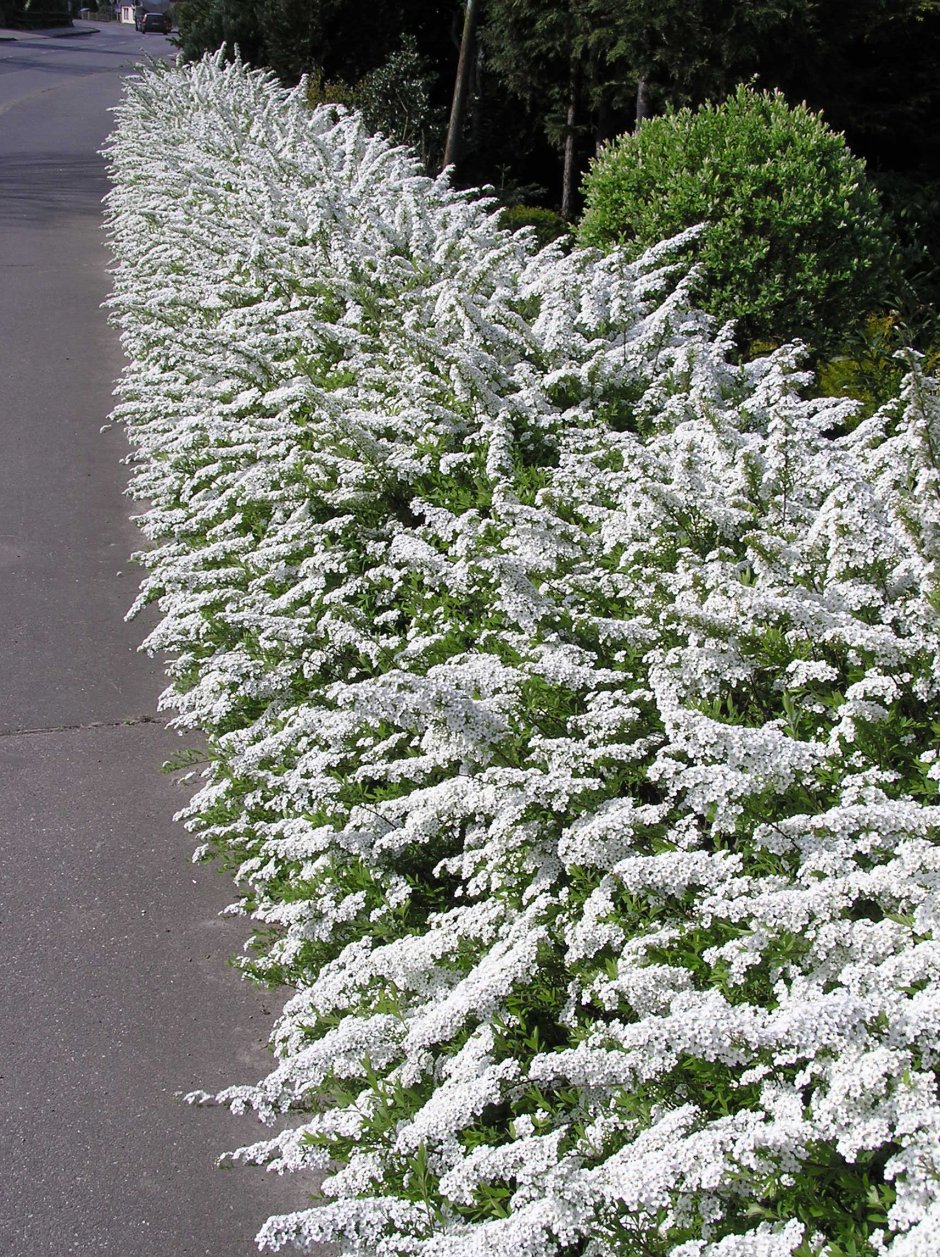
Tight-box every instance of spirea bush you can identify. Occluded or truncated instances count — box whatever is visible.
[578,86,898,359]
[105,56,940,1257]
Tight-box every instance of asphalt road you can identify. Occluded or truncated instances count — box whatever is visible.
[0,23,317,1256]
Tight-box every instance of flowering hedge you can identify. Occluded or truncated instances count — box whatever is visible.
[105,57,940,1257]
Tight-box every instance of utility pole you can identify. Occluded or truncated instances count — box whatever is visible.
[443,0,482,173]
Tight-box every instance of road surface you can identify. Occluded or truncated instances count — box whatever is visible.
[0,22,316,1257]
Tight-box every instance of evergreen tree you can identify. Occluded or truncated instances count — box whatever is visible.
[481,0,812,215]
[178,0,458,95]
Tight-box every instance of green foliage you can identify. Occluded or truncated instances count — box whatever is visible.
[352,35,445,170]
[176,0,457,93]
[874,173,940,336]
[498,205,571,250]
[481,0,818,213]
[482,0,595,148]
[7,0,71,26]
[247,0,326,83]
[304,68,357,113]
[815,314,940,420]
[578,85,900,358]
[576,0,813,122]
[482,0,804,150]
[176,0,265,67]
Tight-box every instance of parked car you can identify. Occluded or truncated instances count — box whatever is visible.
[138,10,170,31]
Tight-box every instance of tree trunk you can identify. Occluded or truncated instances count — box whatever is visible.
[594,99,612,155]
[443,0,482,174]
[635,74,652,126]
[561,63,578,221]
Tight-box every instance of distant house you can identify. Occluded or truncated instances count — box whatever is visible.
[124,0,173,22]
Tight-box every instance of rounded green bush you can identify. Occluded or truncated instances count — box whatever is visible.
[578,85,899,356]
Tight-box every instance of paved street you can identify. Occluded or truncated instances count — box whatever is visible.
[0,23,315,1256]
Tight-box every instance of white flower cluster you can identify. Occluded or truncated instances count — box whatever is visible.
[105,55,940,1256]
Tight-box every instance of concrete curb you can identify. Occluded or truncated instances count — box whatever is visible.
[0,22,98,39]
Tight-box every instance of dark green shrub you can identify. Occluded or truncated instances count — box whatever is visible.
[578,85,899,357]
[176,0,264,67]
[352,35,445,171]
[305,70,357,113]
[305,39,444,173]
[12,0,71,26]
[873,173,940,342]
[498,205,571,250]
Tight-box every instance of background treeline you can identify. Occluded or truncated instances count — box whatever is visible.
[1,0,73,27]
[174,1,940,375]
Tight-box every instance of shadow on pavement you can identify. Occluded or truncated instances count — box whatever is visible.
[0,152,109,222]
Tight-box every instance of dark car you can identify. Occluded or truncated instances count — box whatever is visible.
[139,11,171,32]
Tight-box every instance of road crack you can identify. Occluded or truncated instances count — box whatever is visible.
[0,714,166,738]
